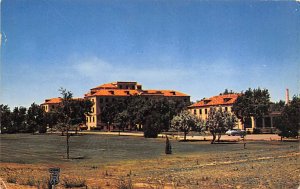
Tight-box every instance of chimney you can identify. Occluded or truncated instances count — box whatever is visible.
[285,88,290,105]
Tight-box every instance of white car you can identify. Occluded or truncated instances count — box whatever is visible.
[225,129,246,136]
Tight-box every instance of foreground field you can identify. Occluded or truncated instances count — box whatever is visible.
[0,134,299,188]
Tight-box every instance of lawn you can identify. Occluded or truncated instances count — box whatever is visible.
[0,133,299,188]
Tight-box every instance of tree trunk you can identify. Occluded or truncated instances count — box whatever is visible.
[217,133,222,142]
[66,128,70,159]
[211,132,216,144]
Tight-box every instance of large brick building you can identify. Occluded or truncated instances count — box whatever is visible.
[84,81,190,130]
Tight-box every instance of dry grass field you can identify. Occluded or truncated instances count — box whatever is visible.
[0,133,299,189]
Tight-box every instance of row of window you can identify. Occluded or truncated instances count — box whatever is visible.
[42,105,56,111]
[193,107,231,115]
[99,98,116,103]
[86,116,95,123]
[96,97,188,104]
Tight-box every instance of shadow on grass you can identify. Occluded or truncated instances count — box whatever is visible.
[281,139,299,142]
[178,139,239,144]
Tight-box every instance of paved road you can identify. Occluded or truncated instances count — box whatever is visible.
[80,131,283,141]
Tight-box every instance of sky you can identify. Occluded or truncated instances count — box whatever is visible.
[1,0,299,108]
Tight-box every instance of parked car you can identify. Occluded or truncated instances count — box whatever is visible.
[225,129,246,136]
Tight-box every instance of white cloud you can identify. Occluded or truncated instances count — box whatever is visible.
[72,56,113,77]
[70,55,191,84]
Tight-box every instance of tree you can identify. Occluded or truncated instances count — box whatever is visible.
[205,107,237,144]
[44,111,59,132]
[138,98,172,138]
[269,100,285,112]
[232,88,270,129]
[171,110,201,141]
[10,107,27,133]
[27,103,45,134]
[114,110,130,135]
[274,96,300,139]
[0,104,12,134]
[56,88,93,159]
[220,89,235,95]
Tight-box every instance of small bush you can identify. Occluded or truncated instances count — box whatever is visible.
[7,174,18,183]
[39,177,51,189]
[117,177,133,189]
[63,177,87,188]
[253,128,261,134]
[26,176,36,186]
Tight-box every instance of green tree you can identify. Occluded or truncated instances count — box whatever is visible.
[171,110,201,141]
[205,107,237,144]
[232,88,270,129]
[0,104,12,134]
[57,88,93,159]
[44,111,59,131]
[274,96,300,139]
[27,103,45,134]
[269,100,285,112]
[114,110,130,135]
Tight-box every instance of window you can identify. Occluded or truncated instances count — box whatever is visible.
[200,109,202,114]
[194,110,196,115]
[205,109,207,114]
[225,107,228,111]
[86,117,89,123]
[92,116,95,123]
[100,98,103,103]
[92,107,94,113]
[105,98,109,102]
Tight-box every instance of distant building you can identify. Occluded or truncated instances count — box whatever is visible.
[84,81,190,130]
[41,97,62,112]
[188,94,278,133]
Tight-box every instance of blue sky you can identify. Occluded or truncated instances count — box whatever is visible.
[1,0,299,108]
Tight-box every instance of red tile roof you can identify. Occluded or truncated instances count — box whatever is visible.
[86,81,189,98]
[41,97,83,105]
[85,89,189,98]
[189,94,240,108]
[85,89,140,97]
[141,90,189,97]
[41,97,62,105]
[92,82,118,90]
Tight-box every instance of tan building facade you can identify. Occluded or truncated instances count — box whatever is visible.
[188,94,279,133]
[41,97,62,112]
[84,81,190,130]
[188,94,244,129]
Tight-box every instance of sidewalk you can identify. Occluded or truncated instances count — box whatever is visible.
[80,131,283,141]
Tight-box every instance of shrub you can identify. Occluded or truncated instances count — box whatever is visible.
[117,177,133,189]
[7,174,17,183]
[63,177,86,188]
[253,128,261,134]
[26,176,36,186]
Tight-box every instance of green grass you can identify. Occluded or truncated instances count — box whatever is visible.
[0,133,298,165]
